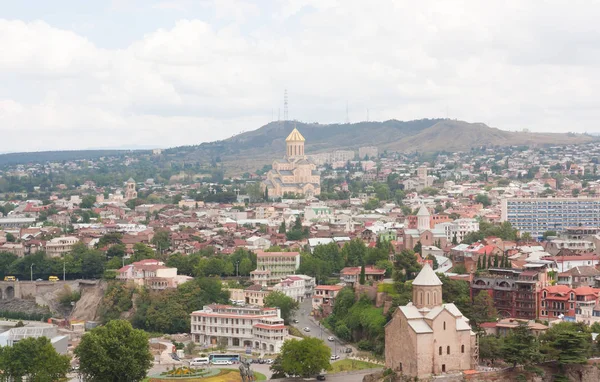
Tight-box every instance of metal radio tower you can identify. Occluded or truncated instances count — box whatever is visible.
[283,89,289,121]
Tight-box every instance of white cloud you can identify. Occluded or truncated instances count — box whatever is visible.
[1,0,600,152]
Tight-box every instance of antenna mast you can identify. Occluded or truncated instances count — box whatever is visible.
[284,89,289,122]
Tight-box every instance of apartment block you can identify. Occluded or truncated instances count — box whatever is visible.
[190,304,288,353]
[501,197,600,237]
[471,268,547,320]
[312,284,344,317]
[252,251,300,285]
[435,218,479,243]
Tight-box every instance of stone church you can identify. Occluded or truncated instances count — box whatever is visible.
[263,127,321,198]
[385,263,477,379]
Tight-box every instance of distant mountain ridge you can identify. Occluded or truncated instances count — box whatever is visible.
[0,119,595,170]
[171,119,596,172]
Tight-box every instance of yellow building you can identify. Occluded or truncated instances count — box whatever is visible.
[263,127,321,198]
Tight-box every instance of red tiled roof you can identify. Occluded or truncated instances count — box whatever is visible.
[315,285,344,291]
[253,324,285,330]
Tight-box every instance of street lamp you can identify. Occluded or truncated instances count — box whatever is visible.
[236,261,240,277]
[30,263,34,282]
[63,257,67,281]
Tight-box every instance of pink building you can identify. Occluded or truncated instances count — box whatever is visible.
[117,259,181,290]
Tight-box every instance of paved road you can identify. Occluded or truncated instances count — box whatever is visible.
[276,368,381,382]
[292,299,352,359]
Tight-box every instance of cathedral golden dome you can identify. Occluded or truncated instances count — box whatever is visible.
[285,127,305,142]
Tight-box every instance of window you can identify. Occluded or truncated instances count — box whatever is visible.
[443,321,446,330]
[447,346,450,354]
[439,346,442,355]
[461,345,465,353]
[543,291,547,298]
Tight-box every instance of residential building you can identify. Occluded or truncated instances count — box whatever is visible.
[501,197,600,237]
[45,236,79,258]
[548,253,600,273]
[272,276,306,302]
[385,263,476,378]
[435,218,479,243]
[0,217,36,229]
[0,243,25,258]
[545,239,595,255]
[312,284,344,317]
[304,204,332,221]
[540,285,600,321]
[263,127,321,198]
[190,304,289,353]
[340,266,386,285]
[480,319,548,337]
[117,259,181,289]
[253,250,300,285]
[358,146,378,159]
[557,266,600,288]
[472,268,546,320]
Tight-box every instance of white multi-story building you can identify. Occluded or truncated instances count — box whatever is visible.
[272,275,311,302]
[501,197,600,237]
[45,236,79,258]
[190,304,288,353]
[435,218,479,243]
[252,251,300,285]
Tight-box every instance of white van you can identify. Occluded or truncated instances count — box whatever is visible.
[189,357,209,366]
[211,359,233,365]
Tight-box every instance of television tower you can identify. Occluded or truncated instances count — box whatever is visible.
[283,89,289,121]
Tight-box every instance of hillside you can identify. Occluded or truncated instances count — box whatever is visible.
[172,119,596,172]
[0,149,143,166]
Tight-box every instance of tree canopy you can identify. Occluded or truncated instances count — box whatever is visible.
[0,336,70,381]
[264,291,299,325]
[272,337,331,378]
[75,320,153,382]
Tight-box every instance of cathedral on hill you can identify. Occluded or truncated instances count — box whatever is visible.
[263,127,321,198]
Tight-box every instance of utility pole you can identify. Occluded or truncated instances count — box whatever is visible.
[30,263,34,282]
[63,258,66,281]
[236,261,240,277]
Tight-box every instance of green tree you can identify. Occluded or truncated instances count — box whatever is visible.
[413,241,422,255]
[501,322,541,368]
[452,232,458,245]
[359,264,366,285]
[477,256,482,270]
[264,291,299,324]
[151,230,171,252]
[279,221,286,234]
[0,336,70,381]
[273,337,331,378]
[475,194,491,207]
[540,322,592,366]
[80,195,97,209]
[520,232,533,242]
[542,230,557,240]
[393,249,421,282]
[5,233,15,243]
[493,254,499,268]
[470,290,497,326]
[75,320,153,382]
[106,243,126,258]
[479,335,503,365]
[131,243,155,262]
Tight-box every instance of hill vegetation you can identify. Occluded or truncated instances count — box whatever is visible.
[172,119,596,172]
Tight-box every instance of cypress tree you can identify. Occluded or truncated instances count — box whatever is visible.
[477,256,482,270]
[359,263,366,285]
[487,253,493,268]
[482,253,487,269]
[493,254,499,268]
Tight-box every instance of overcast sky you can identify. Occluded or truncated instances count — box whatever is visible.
[1,0,600,153]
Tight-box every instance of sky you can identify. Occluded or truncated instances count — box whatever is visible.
[1,0,600,153]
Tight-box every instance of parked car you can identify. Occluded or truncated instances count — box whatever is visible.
[303,327,310,332]
[316,374,326,381]
[258,359,265,364]
[266,359,274,364]
[330,355,340,361]
[170,353,180,361]
[327,336,334,341]
[293,319,299,324]
[211,360,233,365]
[344,348,352,353]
